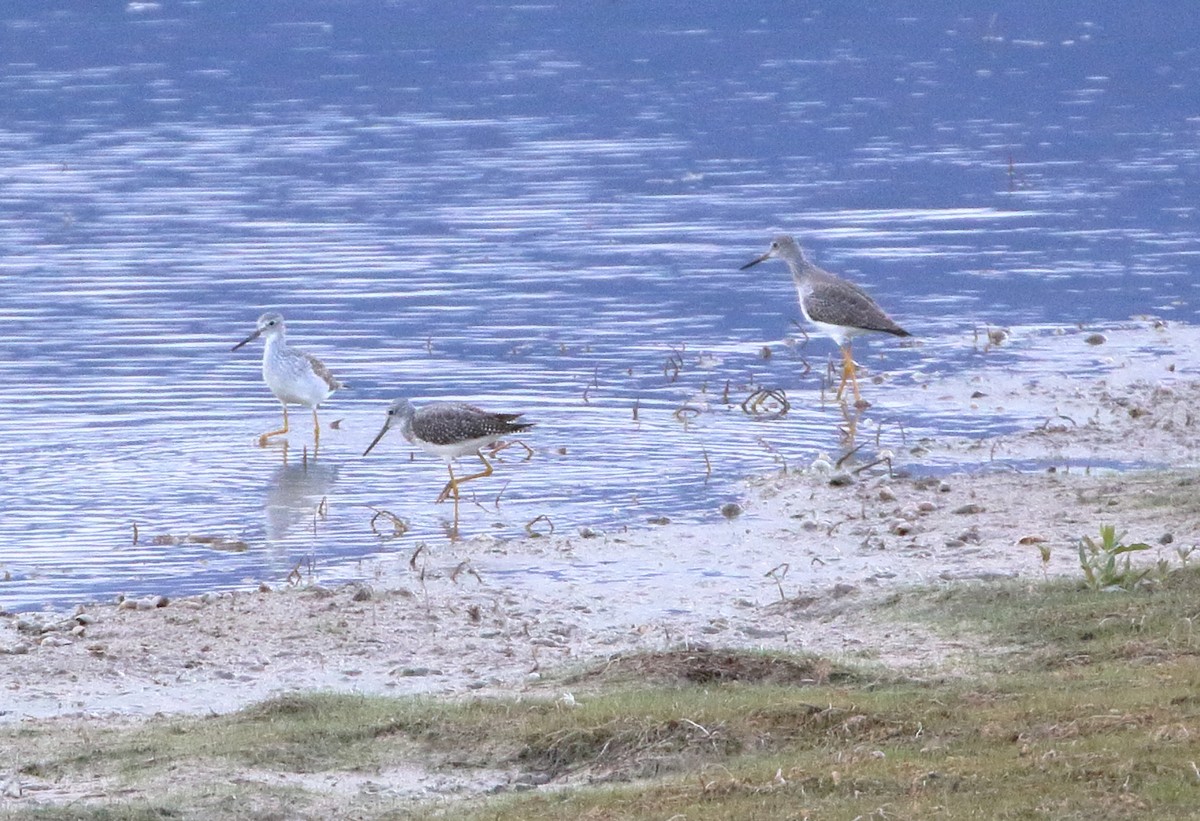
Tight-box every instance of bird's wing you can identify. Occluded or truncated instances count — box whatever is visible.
[416,404,529,445]
[304,353,343,390]
[805,277,907,335]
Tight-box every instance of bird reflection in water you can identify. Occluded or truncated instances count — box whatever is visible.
[263,442,339,550]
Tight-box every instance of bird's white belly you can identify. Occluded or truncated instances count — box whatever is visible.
[264,363,331,407]
[413,435,499,463]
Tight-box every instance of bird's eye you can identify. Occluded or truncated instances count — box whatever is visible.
[770,242,779,249]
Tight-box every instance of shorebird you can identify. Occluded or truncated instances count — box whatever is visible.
[741,235,910,404]
[363,399,533,519]
[231,312,343,447]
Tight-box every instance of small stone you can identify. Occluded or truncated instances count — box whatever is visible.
[352,587,373,602]
[1159,533,1174,545]
[578,526,604,538]
[878,486,898,502]
[953,503,986,515]
[831,583,858,598]
[917,501,937,513]
[720,502,744,520]
[938,481,952,493]
[258,582,272,593]
[647,516,670,525]
[741,625,785,638]
[828,471,855,487]
[957,527,982,544]
[1084,333,1107,345]
[809,454,834,474]
[1,642,31,655]
[39,634,72,647]
[396,667,439,677]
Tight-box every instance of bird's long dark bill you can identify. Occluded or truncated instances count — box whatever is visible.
[739,252,770,270]
[362,422,391,457]
[231,329,262,352]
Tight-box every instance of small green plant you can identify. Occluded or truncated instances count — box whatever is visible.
[1078,524,1152,591]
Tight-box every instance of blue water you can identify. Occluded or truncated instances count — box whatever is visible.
[1,2,1197,611]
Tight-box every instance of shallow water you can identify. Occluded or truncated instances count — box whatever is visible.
[1,2,1197,611]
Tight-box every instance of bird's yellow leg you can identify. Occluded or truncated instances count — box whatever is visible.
[453,451,495,488]
[312,409,321,446]
[433,464,464,525]
[258,404,289,446]
[435,463,459,504]
[834,345,854,401]
[847,348,863,405]
[435,451,496,500]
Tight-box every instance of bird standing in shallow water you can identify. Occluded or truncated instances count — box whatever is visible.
[231,312,343,448]
[363,398,533,521]
[741,235,910,405]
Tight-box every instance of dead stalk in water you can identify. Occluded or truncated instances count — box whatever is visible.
[741,387,789,418]
[525,514,554,536]
[492,479,511,510]
[368,506,409,539]
[755,437,788,474]
[450,560,482,584]
[836,443,866,470]
[409,543,427,571]
[765,562,790,602]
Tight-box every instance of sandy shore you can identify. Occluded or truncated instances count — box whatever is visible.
[4,324,1199,723]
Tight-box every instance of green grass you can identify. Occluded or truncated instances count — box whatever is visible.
[888,563,1200,670]
[5,570,1200,820]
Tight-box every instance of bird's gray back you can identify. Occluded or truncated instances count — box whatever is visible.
[800,266,907,335]
[411,403,532,446]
